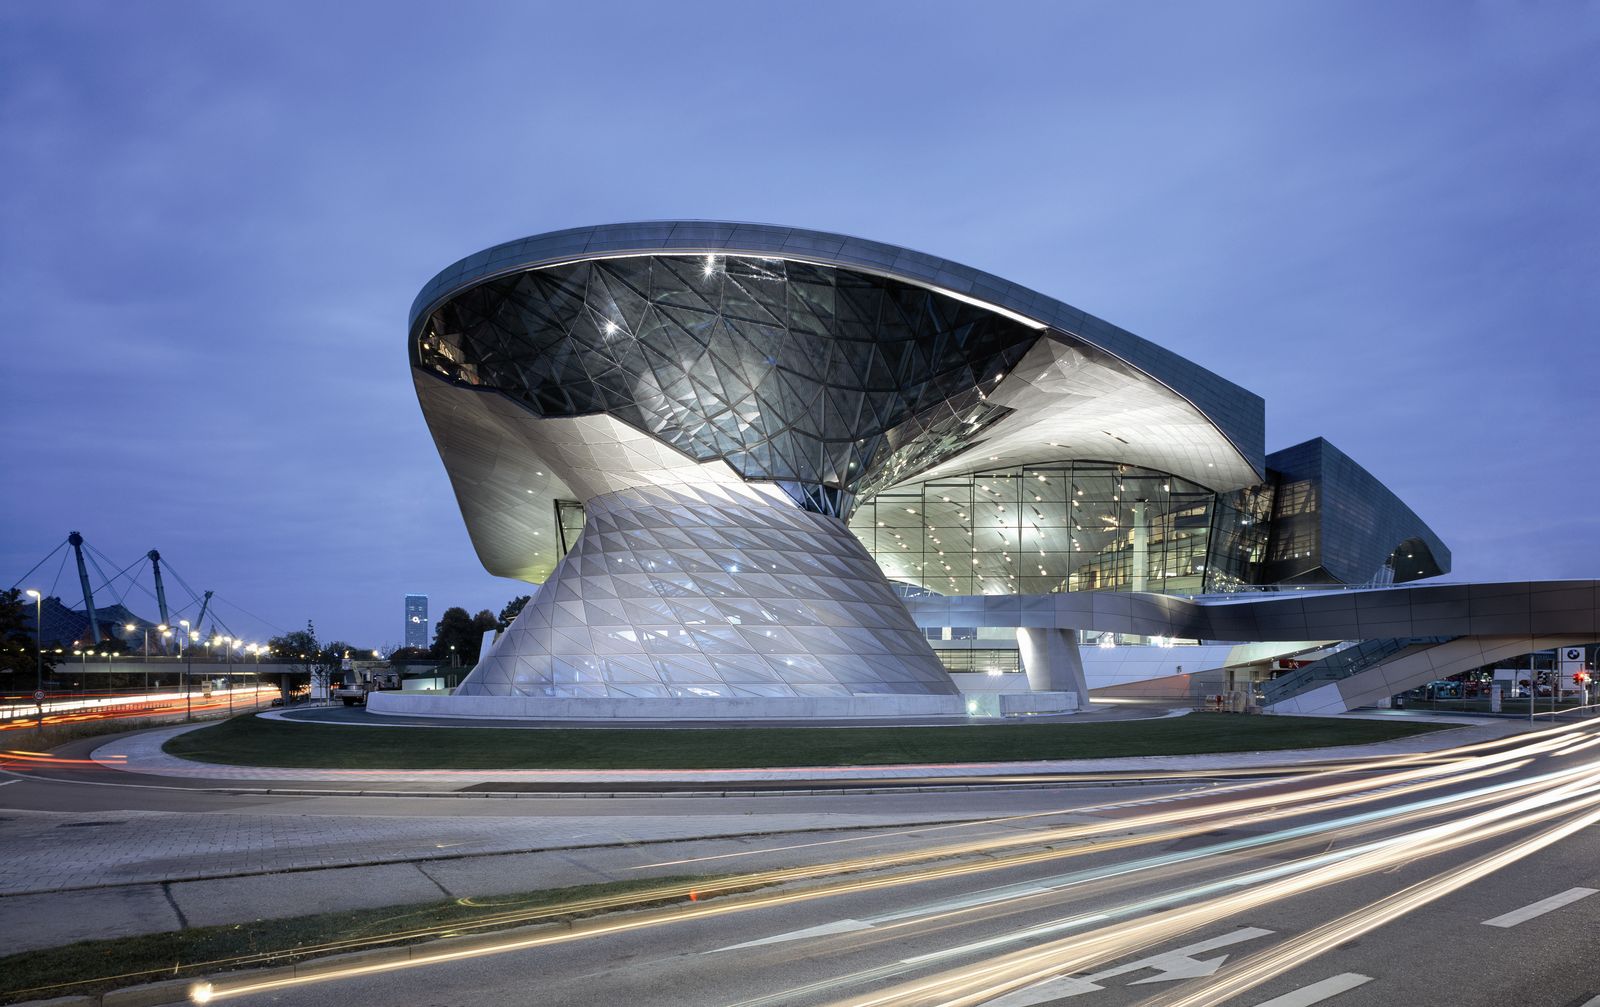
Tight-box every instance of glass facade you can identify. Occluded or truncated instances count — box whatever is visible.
[847,461,1272,597]
[417,254,1041,517]
[1260,438,1450,585]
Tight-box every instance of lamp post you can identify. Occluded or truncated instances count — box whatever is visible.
[186,630,199,720]
[125,623,146,695]
[225,638,237,715]
[24,589,42,728]
[158,628,171,692]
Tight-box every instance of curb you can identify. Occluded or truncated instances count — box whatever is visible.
[29,770,1277,800]
[11,916,584,1007]
[85,717,1504,791]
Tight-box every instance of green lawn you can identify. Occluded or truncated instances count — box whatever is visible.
[0,875,723,1005]
[162,712,1448,770]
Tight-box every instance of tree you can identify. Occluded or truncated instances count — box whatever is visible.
[498,595,531,630]
[431,607,499,666]
[268,621,345,694]
[0,588,56,688]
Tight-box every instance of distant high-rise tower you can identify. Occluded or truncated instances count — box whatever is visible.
[404,594,429,649]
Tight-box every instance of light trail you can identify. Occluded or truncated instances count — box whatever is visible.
[1138,801,1600,1006]
[821,760,1600,1006]
[173,724,1600,1004]
[7,719,1593,1005]
[0,687,277,731]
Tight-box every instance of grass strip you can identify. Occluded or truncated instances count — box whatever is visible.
[163,713,1448,770]
[0,874,727,1005]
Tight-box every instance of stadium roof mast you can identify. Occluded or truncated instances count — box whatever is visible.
[195,590,214,639]
[147,549,170,628]
[67,530,100,643]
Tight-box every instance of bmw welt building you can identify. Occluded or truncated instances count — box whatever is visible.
[379,222,1594,721]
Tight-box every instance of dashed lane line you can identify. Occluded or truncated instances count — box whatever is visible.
[1250,973,1374,1007]
[1481,886,1597,928]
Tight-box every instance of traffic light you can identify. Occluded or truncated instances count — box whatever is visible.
[1576,670,1591,686]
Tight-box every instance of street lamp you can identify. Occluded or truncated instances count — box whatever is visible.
[125,622,148,695]
[225,638,239,714]
[25,589,42,727]
[186,630,200,720]
[159,628,172,692]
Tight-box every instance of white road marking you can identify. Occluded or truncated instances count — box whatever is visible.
[0,779,19,788]
[871,884,1054,923]
[1250,973,1374,1007]
[1126,953,1229,984]
[984,927,1273,1005]
[1579,995,1600,1007]
[705,919,872,953]
[1481,887,1598,928]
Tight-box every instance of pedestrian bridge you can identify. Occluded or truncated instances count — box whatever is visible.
[902,581,1599,714]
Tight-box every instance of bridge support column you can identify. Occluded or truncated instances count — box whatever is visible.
[1017,627,1089,702]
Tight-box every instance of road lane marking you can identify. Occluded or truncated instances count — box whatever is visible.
[1250,973,1373,1006]
[871,884,1054,923]
[1580,996,1600,1007]
[706,919,872,953]
[983,928,1274,1005]
[1481,887,1598,928]
[0,779,18,788]
[1125,953,1229,984]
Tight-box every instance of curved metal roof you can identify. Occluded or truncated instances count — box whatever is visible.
[410,221,1266,477]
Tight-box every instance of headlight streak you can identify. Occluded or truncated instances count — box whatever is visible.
[190,737,1550,996]
[719,759,1548,1007]
[1135,800,1600,1007]
[821,761,1600,1007]
[167,748,1542,993]
[12,719,1581,1005]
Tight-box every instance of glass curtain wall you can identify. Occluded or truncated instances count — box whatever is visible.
[848,461,1273,596]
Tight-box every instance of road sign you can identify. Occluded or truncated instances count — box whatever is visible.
[33,690,45,702]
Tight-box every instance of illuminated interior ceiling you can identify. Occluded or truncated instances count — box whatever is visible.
[412,222,1268,585]
[908,334,1262,493]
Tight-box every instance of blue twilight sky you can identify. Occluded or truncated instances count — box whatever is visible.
[2,2,1596,647]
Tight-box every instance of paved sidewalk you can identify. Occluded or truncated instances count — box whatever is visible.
[0,804,1014,897]
[90,716,1532,786]
[0,814,1068,954]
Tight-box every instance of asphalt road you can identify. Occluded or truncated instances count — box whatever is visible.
[163,720,1600,1007]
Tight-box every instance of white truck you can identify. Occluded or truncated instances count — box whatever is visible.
[331,666,401,706]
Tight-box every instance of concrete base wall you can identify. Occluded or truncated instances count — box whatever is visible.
[367,691,967,722]
[947,672,1031,694]
[957,691,1078,717]
[999,691,1079,715]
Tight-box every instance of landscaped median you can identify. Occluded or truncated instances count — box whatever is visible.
[161,713,1449,771]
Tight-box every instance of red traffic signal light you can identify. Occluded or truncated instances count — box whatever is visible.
[1576,671,1591,685]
